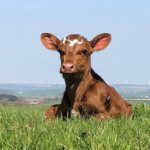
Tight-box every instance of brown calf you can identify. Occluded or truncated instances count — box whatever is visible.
[41,33,132,119]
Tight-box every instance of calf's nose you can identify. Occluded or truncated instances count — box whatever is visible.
[61,63,75,73]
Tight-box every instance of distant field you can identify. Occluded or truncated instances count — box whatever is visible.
[0,104,150,150]
[1,84,150,99]
[128,99,150,105]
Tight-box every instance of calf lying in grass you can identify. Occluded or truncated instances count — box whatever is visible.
[41,33,132,119]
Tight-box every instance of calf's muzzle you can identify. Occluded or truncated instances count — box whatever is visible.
[61,62,75,73]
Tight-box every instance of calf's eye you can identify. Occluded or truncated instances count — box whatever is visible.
[81,50,88,55]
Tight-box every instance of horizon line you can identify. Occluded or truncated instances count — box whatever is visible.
[0,82,150,86]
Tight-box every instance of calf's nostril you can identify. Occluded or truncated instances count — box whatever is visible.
[70,65,74,69]
[62,65,66,69]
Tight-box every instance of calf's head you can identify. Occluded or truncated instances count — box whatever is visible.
[41,33,111,78]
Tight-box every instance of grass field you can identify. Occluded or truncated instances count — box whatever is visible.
[0,104,150,150]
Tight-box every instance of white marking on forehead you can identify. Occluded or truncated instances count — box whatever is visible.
[68,39,83,46]
[62,36,83,46]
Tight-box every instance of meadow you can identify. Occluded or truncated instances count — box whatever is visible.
[0,103,150,150]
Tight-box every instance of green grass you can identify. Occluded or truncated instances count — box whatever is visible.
[0,104,150,150]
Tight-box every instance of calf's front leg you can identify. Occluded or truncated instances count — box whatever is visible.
[45,102,71,119]
[45,104,59,119]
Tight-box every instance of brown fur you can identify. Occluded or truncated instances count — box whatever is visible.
[41,33,132,120]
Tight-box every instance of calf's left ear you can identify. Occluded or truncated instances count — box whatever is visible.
[90,33,111,51]
[41,33,60,50]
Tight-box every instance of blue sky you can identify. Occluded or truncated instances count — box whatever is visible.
[0,0,150,84]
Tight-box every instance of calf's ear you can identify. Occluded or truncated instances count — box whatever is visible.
[41,33,60,50]
[90,33,111,51]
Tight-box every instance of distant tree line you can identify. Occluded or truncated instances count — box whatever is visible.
[0,94,18,101]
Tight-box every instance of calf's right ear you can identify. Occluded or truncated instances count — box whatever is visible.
[41,33,60,50]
